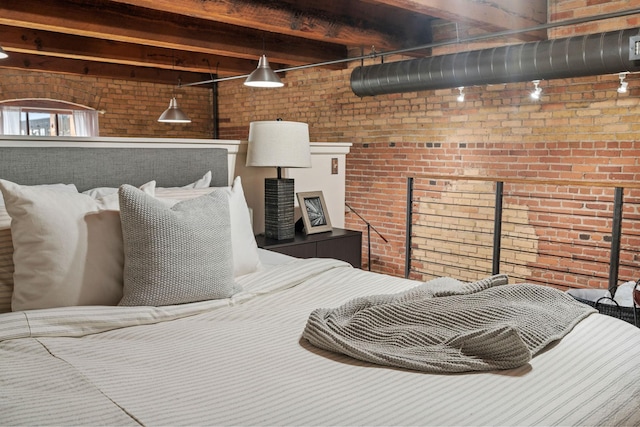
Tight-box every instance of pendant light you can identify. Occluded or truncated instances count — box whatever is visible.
[158,97,191,123]
[0,46,8,59]
[158,59,191,123]
[244,54,283,88]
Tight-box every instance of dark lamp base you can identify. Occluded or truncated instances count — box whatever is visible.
[264,178,295,240]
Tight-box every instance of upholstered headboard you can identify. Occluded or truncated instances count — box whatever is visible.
[0,145,228,191]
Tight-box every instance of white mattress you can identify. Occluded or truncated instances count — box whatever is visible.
[1,254,639,426]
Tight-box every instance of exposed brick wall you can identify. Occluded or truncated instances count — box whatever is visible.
[216,71,640,279]
[215,1,640,281]
[0,70,213,138]
[549,0,640,37]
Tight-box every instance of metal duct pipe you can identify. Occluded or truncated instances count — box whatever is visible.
[351,28,640,97]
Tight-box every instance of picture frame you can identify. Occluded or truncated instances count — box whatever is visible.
[297,191,332,235]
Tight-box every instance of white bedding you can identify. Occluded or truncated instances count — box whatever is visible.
[2,252,640,426]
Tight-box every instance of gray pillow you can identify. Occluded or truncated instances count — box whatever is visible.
[118,184,239,306]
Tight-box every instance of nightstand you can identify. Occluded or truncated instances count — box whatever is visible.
[255,228,362,268]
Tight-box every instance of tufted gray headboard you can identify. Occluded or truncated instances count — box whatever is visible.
[0,146,228,191]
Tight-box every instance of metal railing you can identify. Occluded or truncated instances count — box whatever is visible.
[405,176,640,291]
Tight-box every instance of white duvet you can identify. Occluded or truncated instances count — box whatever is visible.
[1,254,640,426]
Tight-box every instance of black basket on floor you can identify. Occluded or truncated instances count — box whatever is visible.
[567,281,640,327]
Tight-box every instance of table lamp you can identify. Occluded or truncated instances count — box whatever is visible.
[246,120,311,240]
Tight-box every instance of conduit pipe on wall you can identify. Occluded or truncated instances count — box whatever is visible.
[351,28,640,97]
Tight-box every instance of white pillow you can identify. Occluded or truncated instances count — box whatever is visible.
[82,181,156,199]
[0,183,77,207]
[1,185,76,314]
[175,170,212,189]
[82,170,211,199]
[0,179,155,311]
[155,176,261,277]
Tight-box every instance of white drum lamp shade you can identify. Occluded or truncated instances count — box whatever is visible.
[246,121,311,240]
[246,121,311,170]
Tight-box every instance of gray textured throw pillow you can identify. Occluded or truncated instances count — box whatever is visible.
[118,184,239,306]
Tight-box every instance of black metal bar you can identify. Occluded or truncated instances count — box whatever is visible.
[345,203,388,272]
[492,181,504,275]
[211,77,219,139]
[367,225,371,271]
[609,187,624,295]
[405,177,414,279]
[634,280,639,327]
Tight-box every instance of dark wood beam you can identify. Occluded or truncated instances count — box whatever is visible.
[0,0,347,68]
[107,0,413,52]
[0,51,211,86]
[366,0,548,41]
[0,25,260,77]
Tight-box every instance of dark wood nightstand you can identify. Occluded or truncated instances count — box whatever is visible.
[255,228,362,268]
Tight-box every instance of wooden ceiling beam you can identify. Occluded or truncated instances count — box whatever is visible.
[365,0,548,41]
[106,0,410,52]
[0,25,259,77]
[0,51,211,86]
[0,0,346,69]
[0,0,551,85]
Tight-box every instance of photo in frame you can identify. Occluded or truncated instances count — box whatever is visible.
[297,191,332,235]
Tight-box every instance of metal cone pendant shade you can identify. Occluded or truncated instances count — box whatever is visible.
[158,97,191,123]
[244,55,284,88]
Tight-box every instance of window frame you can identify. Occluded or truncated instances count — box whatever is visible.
[0,99,99,137]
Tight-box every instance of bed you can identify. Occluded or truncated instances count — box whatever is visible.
[1,141,639,426]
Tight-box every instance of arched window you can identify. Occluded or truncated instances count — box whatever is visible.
[0,99,99,136]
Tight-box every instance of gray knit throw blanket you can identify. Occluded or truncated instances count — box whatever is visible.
[302,275,596,373]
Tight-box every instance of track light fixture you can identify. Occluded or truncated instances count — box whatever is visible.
[530,80,542,100]
[0,46,8,59]
[456,86,465,102]
[617,72,628,93]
